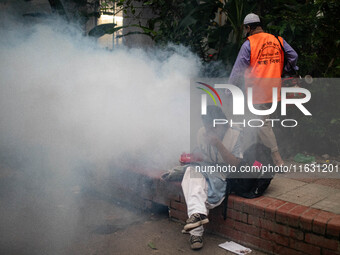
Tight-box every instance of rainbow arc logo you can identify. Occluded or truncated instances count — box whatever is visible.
[196,82,222,106]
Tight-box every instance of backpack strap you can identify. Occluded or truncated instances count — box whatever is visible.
[275,35,286,74]
[275,35,297,75]
[275,35,285,53]
[223,178,233,220]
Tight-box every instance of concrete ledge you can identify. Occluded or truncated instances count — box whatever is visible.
[95,167,340,255]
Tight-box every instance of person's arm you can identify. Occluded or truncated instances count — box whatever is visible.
[204,133,241,166]
[282,39,299,72]
[228,40,251,86]
[215,140,241,166]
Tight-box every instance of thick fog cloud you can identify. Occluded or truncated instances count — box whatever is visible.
[0,19,201,175]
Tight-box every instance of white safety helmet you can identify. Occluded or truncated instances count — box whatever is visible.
[243,13,260,25]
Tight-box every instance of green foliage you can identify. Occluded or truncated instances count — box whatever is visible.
[131,0,224,60]
[262,0,340,77]
[215,0,256,70]
[107,0,255,71]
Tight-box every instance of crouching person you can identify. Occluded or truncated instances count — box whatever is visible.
[181,105,243,250]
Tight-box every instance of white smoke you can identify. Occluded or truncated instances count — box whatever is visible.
[0,15,203,254]
[0,19,201,175]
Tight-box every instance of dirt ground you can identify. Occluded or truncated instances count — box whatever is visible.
[0,167,266,255]
[67,195,267,255]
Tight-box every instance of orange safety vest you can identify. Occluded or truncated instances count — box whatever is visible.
[245,32,284,104]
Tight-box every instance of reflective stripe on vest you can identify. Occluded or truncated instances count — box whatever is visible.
[245,32,284,104]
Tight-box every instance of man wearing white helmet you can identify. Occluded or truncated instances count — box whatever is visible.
[229,13,299,166]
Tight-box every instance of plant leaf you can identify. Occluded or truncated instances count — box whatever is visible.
[88,23,118,37]
[148,242,157,250]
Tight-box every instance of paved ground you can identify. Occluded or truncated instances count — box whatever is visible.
[67,195,266,255]
[265,159,340,214]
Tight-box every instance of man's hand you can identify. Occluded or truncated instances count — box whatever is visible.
[204,130,240,166]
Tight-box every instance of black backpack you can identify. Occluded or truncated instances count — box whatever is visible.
[223,143,275,219]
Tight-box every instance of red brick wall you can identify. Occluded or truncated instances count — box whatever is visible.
[169,194,340,255]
